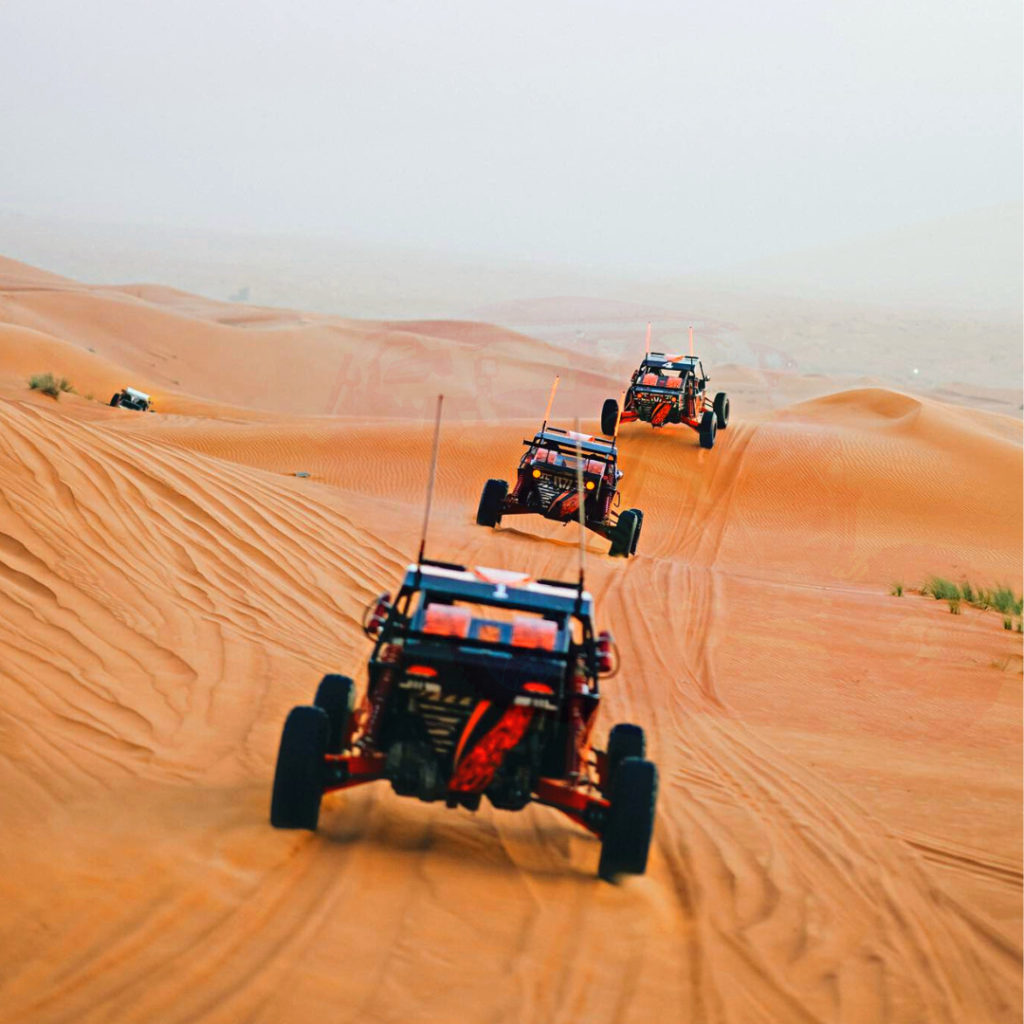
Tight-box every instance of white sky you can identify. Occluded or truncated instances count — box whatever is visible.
[0,0,1020,272]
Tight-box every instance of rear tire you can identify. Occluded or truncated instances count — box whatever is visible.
[270,706,328,830]
[109,394,120,407]
[599,757,658,880]
[601,398,619,438]
[314,674,355,754]
[476,478,508,527]
[605,724,645,793]
[699,410,717,449]
[713,392,730,430]
[608,508,639,558]
[629,509,644,555]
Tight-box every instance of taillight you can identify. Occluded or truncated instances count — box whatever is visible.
[596,630,615,674]
[363,592,392,638]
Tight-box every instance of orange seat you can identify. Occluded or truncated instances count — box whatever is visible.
[665,377,682,389]
[510,616,558,650]
[422,604,471,638]
[585,459,605,476]
[641,373,659,386]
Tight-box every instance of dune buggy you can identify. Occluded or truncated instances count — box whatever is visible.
[109,386,152,412]
[270,561,658,881]
[476,427,643,557]
[602,353,728,448]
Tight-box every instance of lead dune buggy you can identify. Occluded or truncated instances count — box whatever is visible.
[602,353,729,448]
[109,386,152,412]
[270,561,658,880]
[476,427,643,557]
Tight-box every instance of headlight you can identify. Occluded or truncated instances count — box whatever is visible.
[532,468,542,478]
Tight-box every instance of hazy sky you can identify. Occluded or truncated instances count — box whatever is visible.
[1,0,1020,272]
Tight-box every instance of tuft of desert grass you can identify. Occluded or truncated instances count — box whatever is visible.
[28,373,73,399]
[890,582,904,597]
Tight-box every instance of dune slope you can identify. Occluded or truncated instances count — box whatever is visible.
[0,259,1020,1024]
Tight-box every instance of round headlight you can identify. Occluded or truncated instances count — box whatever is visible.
[532,468,542,478]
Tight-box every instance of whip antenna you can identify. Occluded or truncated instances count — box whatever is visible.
[541,375,560,434]
[689,325,694,357]
[614,389,625,439]
[417,394,444,566]
[644,321,651,356]
[574,417,586,592]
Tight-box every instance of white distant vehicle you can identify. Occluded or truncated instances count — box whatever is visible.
[109,387,153,412]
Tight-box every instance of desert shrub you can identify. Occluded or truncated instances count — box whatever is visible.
[924,577,960,602]
[890,582,904,597]
[948,599,961,614]
[984,587,1022,616]
[960,581,975,604]
[1003,617,1013,630]
[28,373,73,399]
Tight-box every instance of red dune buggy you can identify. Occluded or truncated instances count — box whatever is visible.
[602,353,729,448]
[476,426,643,557]
[270,562,658,880]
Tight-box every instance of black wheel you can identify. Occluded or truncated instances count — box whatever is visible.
[629,509,644,556]
[270,706,328,830]
[109,394,120,407]
[605,724,645,793]
[599,757,658,881]
[601,398,620,437]
[476,478,508,527]
[608,508,639,558]
[314,674,355,754]
[699,410,717,449]
[713,392,730,430]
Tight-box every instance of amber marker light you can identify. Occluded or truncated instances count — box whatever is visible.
[532,468,542,477]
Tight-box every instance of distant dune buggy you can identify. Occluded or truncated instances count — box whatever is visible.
[602,352,729,448]
[270,562,658,881]
[477,427,643,557]
[109,387,152,412]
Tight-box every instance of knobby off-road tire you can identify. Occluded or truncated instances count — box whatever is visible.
[608,508,640,557]
[476,479,508,527]
[601,398,620,438]
[605,724,646,793]
[713,392,730,430]
[270,706,328,830]
[109,394,121,407]
[630,509,644,555]
[699,410,717,449]
[314,674,355,754]
[599,757,658,880]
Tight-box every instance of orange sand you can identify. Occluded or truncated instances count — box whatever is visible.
[0,257,1020,1023]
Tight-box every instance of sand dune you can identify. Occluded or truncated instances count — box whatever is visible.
[0,258,1020,1023]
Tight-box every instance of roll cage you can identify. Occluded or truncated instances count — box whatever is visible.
[371,561,601,684]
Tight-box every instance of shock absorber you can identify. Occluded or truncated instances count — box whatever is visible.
[361,643,402,748]
[565,660,589,781]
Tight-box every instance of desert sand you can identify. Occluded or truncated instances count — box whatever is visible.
[0,256,1020,1023]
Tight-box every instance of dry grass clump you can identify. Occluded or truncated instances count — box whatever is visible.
[28,373,73,399]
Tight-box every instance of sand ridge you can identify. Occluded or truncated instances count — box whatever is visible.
[0,257,1020,1023]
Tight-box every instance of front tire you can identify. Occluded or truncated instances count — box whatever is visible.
[608,508,640,558]
[314,675,355,754]
[699,410,717,449]
[713,392,730,430]
[599,757,658,880]
[270,706,328,830]
[601,398,619,438]
[476,478,508,527]
[109,394,120,407]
